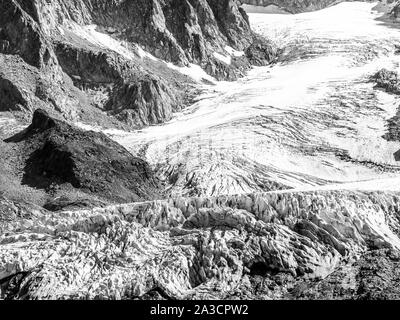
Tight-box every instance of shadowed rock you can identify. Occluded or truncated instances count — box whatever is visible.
[5,109,163,203]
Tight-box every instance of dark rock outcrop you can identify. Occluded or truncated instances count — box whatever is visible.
[41,0,254,67]
[53,40,185,127]
[372,68,400,94]
[5,109,163,203]
[105,76,181,127]
[245,35,278,66]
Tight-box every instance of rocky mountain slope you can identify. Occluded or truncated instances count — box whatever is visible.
[0,0,276,129]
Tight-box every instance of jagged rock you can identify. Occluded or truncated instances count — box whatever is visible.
[4,109,163,203]
[0,54,81,120]
[295,249,400,300]
[44,0,254,66]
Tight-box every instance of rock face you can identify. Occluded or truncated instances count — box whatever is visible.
[1,189,400,299]
[5,109,163,204]
[0,0,276,128]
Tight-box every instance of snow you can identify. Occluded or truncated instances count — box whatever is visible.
[166,62,216,83]
[225,46,244,57]
[66,22,218,84]
[67,23,138,60]
[213,47,245,65]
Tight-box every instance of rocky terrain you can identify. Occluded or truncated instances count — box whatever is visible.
[4,109,163,207]
[0,0,276,129]
[2,0,400,301]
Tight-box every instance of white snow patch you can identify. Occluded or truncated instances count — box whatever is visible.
[136,45,159,61]
[213,52,231,65]
[57,26,65,36]
[166,62,216,83]
[67,23,137,60]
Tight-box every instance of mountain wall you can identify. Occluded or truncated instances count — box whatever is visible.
[0,0,276,129]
